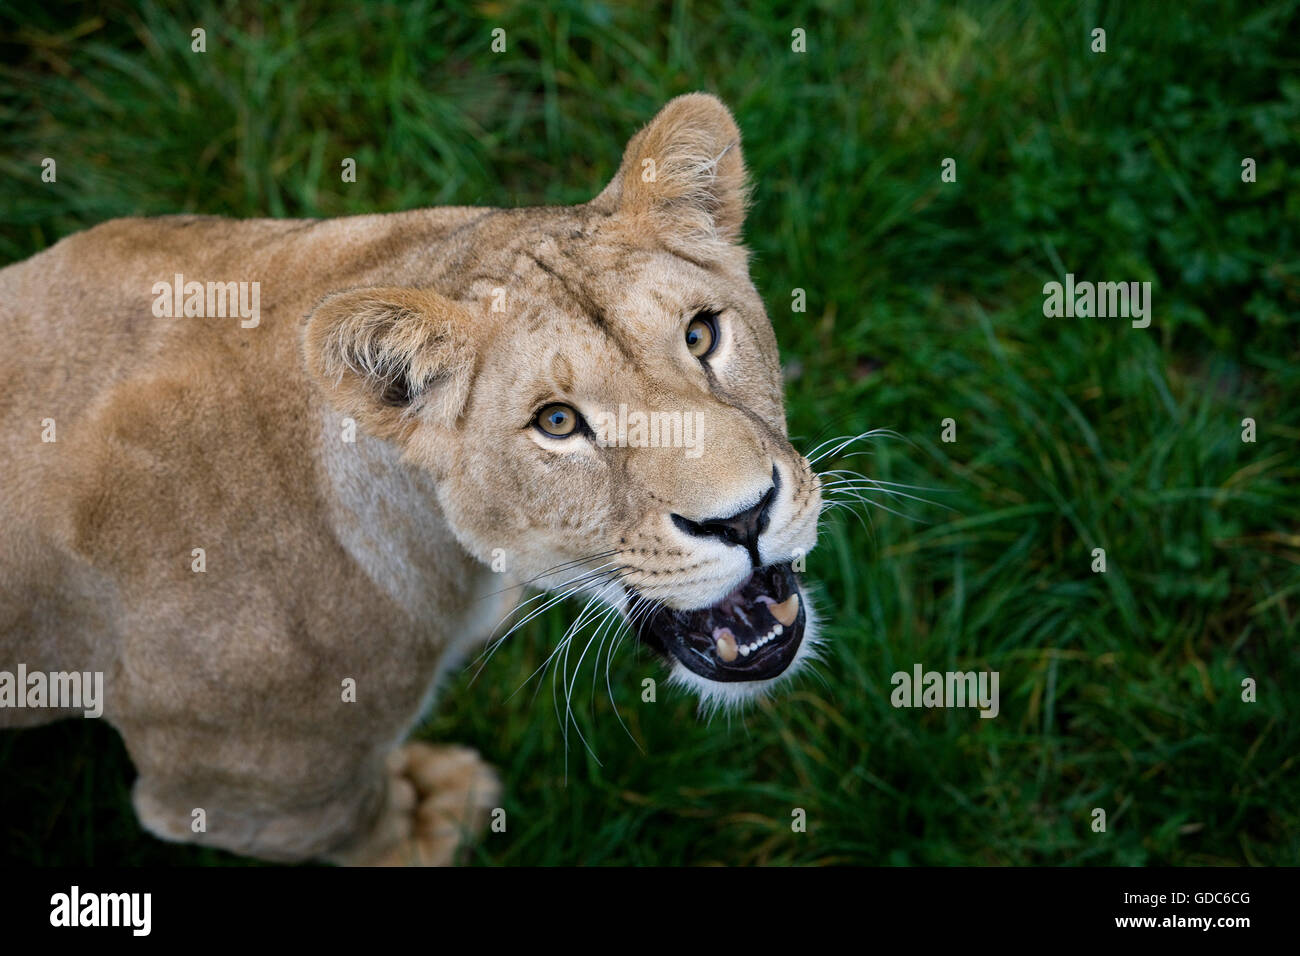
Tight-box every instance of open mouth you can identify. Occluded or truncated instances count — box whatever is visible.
[631,563,806,682]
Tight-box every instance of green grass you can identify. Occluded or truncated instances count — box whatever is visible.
[1,0,1297,866]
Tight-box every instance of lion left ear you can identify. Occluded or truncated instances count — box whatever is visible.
[591,92,750,254]
[302,287,479,442]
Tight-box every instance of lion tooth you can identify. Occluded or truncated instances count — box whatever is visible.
[766,594,799,627]
[714,628,738,663]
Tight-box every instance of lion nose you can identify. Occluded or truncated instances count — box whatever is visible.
[671,467,779,568]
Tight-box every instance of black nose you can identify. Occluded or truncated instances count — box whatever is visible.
[671,467,780,568]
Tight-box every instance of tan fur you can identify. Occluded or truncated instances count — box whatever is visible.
[0,94,820,863]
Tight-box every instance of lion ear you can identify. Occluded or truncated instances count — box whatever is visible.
[302,287,479,441]
[591,92,750,254]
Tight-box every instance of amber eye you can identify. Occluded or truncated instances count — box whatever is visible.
[535,403,580,437]
[685,311,719,358]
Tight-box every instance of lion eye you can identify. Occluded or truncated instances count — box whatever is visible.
[535,403,580,437]
[685,310,719,359]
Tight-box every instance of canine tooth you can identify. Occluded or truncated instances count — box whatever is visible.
[766,594,799,627]
[714,628,738,663]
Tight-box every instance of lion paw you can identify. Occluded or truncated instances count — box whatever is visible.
[355,742,501,866]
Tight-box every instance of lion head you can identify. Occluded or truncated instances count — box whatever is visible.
[304,94,822,709]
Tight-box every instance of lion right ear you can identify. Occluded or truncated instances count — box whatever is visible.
[590,93,749,258]
[302,287,479,441]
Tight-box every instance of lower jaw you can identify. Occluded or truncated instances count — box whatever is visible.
[632,564,807,683]
[668,607,805,681]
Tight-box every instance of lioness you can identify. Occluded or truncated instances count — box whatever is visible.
[0,93,822,864]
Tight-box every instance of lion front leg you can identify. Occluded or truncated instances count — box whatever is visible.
[128,729,500,866]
